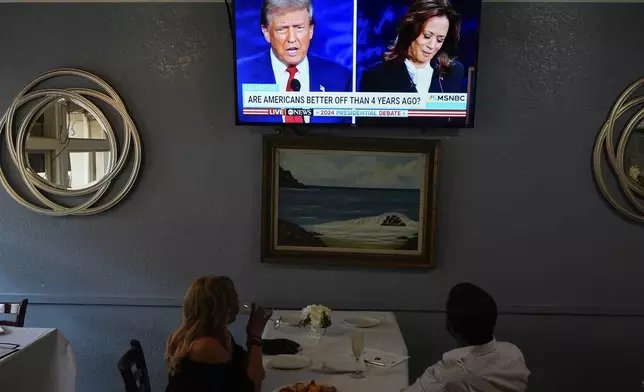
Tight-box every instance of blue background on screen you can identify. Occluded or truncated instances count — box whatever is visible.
[234,0,354,69]
[355,0,481,89]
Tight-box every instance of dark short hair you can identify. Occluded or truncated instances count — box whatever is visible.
[385,0,461,74]
[446,283,497,345]
[261,0,315,27]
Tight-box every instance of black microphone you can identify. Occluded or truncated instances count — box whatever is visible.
[290,79,301,92]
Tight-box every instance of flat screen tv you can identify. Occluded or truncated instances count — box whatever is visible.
[233,0,482,128]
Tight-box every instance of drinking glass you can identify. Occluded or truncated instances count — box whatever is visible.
[240,301,282,329]
[350,331,365,379]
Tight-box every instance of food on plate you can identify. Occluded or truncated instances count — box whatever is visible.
[278,380,337,392]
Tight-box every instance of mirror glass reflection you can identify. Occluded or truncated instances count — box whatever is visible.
[26,99,112,190]
[625,119,644,186]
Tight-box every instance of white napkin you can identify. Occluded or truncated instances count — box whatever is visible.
[320,355,367,373]
[0,347,18,360]
[362,349,409,370]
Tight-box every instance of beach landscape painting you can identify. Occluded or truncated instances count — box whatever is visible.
[261,136,440,269]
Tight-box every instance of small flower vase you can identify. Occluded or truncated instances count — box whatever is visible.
[309,325,326,338]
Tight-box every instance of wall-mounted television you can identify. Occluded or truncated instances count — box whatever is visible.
[234,0,482,128]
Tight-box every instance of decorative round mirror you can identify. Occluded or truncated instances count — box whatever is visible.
[593,77,644,222]
[0,68,142,216]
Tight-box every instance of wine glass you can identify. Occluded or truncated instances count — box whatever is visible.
[350,332,365,379]
[240,301,282,329]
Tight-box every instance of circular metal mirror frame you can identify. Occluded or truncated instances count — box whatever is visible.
[0,68,142,216]
[592,77,644,223]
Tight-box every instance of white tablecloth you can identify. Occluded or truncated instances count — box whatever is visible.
[262,311,408,392]
[0,327,76,392]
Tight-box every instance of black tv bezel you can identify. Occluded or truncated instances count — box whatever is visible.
[231,0,482,129]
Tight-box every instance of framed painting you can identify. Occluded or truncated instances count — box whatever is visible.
[261,135,440,269]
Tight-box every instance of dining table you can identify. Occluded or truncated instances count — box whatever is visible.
[0,326,76,392]
[262,310,409,392]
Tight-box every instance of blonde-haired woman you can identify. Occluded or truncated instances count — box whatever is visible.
[165,276,271,392]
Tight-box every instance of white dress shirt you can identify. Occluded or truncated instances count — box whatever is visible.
[270,49,310,123]
[405,58,434,94]
[404,340,530,392]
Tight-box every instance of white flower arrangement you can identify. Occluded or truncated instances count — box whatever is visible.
[299,304,332,329]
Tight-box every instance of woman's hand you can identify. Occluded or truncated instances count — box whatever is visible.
[246,304,270,389]
[246,303,272,338]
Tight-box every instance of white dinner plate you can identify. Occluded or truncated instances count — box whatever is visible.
[269,355,312,370]
[344,316,381,328]
[272,382,338,392]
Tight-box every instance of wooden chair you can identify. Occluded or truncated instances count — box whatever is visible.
[118,340,152,392]
[0,299,28,327]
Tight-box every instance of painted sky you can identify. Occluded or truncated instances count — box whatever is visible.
[278,149,426,189]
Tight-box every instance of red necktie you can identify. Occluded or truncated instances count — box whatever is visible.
[285,66,304,124]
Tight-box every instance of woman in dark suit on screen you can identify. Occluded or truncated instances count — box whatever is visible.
[360,0,464,95]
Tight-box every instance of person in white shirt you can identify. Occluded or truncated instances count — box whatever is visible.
[404,283,530,392]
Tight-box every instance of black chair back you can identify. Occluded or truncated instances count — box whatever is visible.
[0,298,28,327]
[118,340,152,392]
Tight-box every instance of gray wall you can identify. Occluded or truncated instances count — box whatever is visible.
[0,3,643,392]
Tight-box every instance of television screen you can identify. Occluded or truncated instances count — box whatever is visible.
[234,0,482,127]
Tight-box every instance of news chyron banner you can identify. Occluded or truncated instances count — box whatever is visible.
[242,85,467,119]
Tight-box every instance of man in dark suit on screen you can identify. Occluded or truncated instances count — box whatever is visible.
[237,0,352,124]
